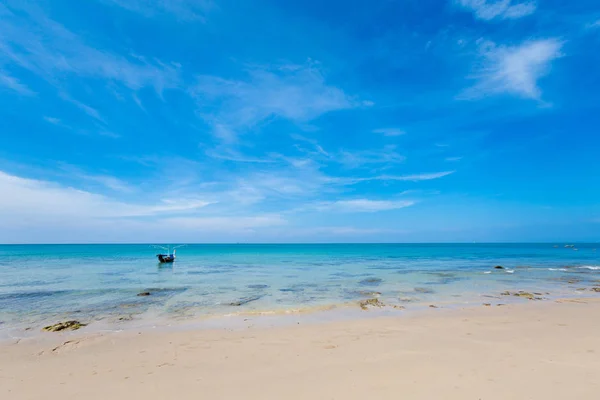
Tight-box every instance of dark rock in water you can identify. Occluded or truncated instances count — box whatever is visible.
[137,292,151,297]
[359,298,384,310]
[494,266,504,270]
[591,287,600,293]
[429,305,438,308]
[501,291,543,300]
[414,287,435,294]
[247,284,269,290]
[359,277,383,286]
[229,295,262,306]
[399,296,418,303]
[358,291,382,297]
[279,287,304,293]
[42,321,87,332]
[483,303,491,307]
[118,315,133,322]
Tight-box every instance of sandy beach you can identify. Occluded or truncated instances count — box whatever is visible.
[2,299,600,400]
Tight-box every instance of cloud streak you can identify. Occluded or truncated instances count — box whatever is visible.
[460,38,563,101]
[0,71,35,95]
[102,0,215,22]
[456,0,536,20]
[192,61,357,143]
[0,1,180,93]
[315,199,416,213]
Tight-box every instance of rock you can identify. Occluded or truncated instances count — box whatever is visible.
[494,265,504,269]
[247,284,269,290]
[359,298,384,310]
[483,303,491,307]
[500,291,543,300]
[358,291,382,297]
[399,296,418,303]
[514,291,543,300]
[429,305,438,308]
[137,292,151,296]
[591,287,600,293]
[359,277,383,286]
[229,295,262,306]
[392,305,405,310]
[42,321,87,332]
[414,287,435,294]
[576,288,587,291]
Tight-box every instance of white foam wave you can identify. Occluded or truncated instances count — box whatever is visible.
[483,271,491,274]
[578,266,600,271]
[505,270,515,274]
[548,268,568,272]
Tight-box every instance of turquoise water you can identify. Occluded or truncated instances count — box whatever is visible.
[1,244,599,335]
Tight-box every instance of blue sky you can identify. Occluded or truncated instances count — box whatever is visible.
[1,0,599,243]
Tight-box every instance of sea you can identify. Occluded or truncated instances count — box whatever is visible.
[1,243,599,338]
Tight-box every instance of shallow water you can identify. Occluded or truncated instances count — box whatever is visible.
[1,243,599,336]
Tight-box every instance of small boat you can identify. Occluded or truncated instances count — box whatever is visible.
[152,244,185,263]
[157,251,176,263]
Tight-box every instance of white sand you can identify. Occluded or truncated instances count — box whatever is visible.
[2,299,600,400]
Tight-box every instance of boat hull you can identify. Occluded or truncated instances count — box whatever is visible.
[157,254,175,263]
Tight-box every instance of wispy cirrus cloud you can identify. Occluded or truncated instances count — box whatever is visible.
[351,171,455,183]
[191,61,358,143]
[456,0,536,21]
[102,0,216,22]
[372,128,405,137]
[314,199,416,213]
[336,145,406,168]
[460,38,563,101]
[0,1,180,93]
[0,71,35,96]
[0,170,212,221]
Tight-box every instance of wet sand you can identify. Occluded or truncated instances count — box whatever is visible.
[2,299,600,400]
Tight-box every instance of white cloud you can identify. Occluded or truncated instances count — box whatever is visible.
[316,199,416,213]
[162,215,285,230]
[0,2,180,93]
[43,116,61,125]
[586,19,600,30]
[0,71,35,95]
[103,0,215,22]
[373,128,406,137]
[0,171,212,221]
[192,61,356,143]
[460,38,563,100]
[349,171,455,184]
[336,145,406,168]
[457,0,536,20]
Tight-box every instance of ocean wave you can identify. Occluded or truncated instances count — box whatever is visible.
[548,268,568,271]
[505,270,515,274]
[578,266,600,270]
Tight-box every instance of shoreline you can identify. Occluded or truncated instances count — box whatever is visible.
[3,286,600,344]
[2,298,600,399]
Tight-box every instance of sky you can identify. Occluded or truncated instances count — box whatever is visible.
[0,0,599,243]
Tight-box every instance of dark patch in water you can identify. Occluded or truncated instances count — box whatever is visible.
[279,287,304,293]
[414,287,435,294]
[359,277,383,287]
[247,284,269,290]
[229,295,263,306]
[0,290,71,301]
